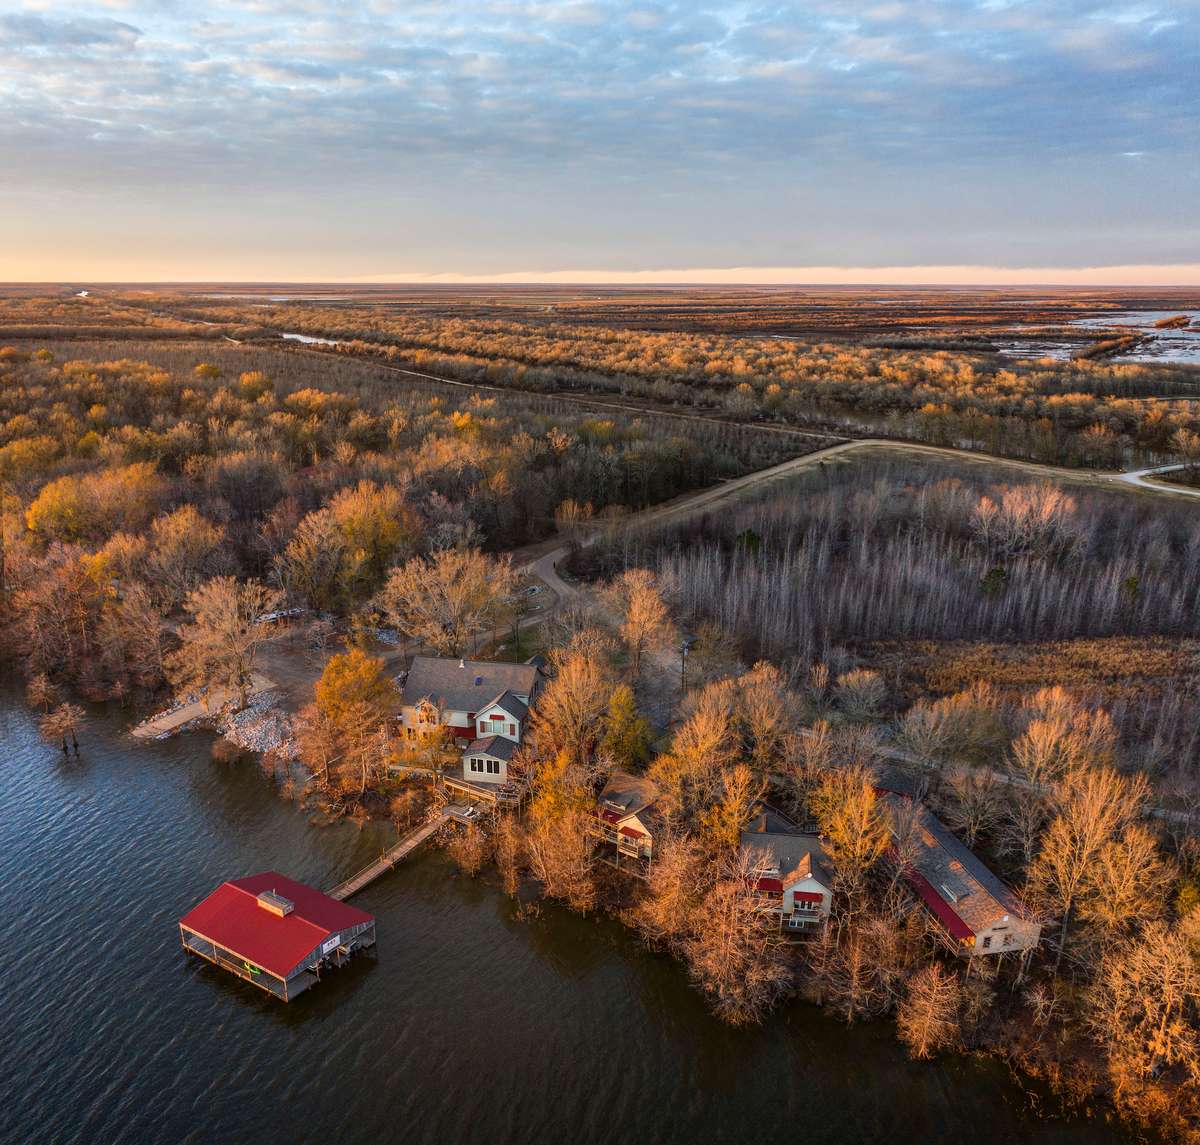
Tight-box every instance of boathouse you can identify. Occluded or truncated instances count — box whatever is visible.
[180,871,376,1001]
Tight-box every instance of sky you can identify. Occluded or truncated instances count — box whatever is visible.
[0,0,1197,283]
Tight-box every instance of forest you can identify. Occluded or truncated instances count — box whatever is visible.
[149,294,1200,471]
[0,341,807,703]
[569,453,1200,780]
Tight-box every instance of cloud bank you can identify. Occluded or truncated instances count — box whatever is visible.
[0,1,1196,280]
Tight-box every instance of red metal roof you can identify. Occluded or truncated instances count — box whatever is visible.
[794,890,824,904]
[754,877,784,893]
[179,871,374,979]
[618,825,645,839]
[903,868,974,942]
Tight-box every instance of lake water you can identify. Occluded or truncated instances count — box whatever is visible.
[0,688,1125,1145]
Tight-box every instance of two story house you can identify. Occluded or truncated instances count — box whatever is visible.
[397,656,542,804]
[741,804,833,936]
[590,772,660,875]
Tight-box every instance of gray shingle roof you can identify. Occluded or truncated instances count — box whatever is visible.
[464,736,516,762]
[598,771,659,819]
[890,795,1027,931]
[740,825,831,888]
[401,657,539,714]
[480,690,528,723]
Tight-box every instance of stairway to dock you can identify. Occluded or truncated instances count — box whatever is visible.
[327,810,450,901]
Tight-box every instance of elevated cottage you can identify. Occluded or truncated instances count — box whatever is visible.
[591,771,660,874]
[741,805,833,935]
[886,795,1041,956]
[398,657,541,747]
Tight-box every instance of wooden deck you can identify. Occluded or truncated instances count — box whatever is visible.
[326,810,450,901]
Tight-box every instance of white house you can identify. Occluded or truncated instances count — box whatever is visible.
[461,735,517,785]
[741,804,833,936]
[472,691,529,745]
[397,657,541,747]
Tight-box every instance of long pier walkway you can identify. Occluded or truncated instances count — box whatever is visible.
[327,810,450,901]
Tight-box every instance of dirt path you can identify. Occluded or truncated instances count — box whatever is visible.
[1116,463,1200,497]
[266,339,1200,503]
[518,437,1200,617]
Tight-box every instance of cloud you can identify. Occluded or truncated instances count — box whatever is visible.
[0,12,140,48]
[0,0,1195,277]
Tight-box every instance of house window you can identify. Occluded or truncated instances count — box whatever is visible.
[794,899,819,913]
[487,759,500,774]
[509,723,516,736]
[1002,934,1013,948]
[469,757,483,773]
[982,936,992,950]
[406,728,415,741]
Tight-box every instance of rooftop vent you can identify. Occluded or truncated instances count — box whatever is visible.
[256,890,294,917]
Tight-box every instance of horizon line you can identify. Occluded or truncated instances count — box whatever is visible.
[3,263,1199,288]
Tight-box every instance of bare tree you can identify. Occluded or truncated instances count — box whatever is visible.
[448,824,489,877]
[810,763,890,903]
[681,848,789,1025]
[625,833,705,950]
[26,673,58,713]
[939,765,1002,849]
[648,679,738,825]
[525,807,597,914]
[897,963,964,1060]
[1087,921,1200,1088]
[39,702,85,755]
[699,763,766,854]
[166,576,282,710]
[493,816,524,898]
[529,643,614,766]
[1031,766,1150,973]
[834,669,887,722]
[607,567,675,679]
[738,661,801,771]
[376,547,516,656]
[1076,823,1172,941]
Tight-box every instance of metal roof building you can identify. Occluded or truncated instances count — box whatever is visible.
[179,871,376,1001]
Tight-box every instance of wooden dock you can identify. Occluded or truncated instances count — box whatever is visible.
[326,810,450,901]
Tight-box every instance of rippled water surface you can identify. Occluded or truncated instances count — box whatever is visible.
[0,688,1125,1145]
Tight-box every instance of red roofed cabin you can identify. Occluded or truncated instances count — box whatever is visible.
[179,872,376,1001]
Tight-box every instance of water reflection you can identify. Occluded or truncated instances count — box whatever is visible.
[0,682,1126,1145]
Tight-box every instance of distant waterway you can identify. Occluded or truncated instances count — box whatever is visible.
[0,687,1127,1145]
[281,331,340,346]
[998,310,1200,364]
